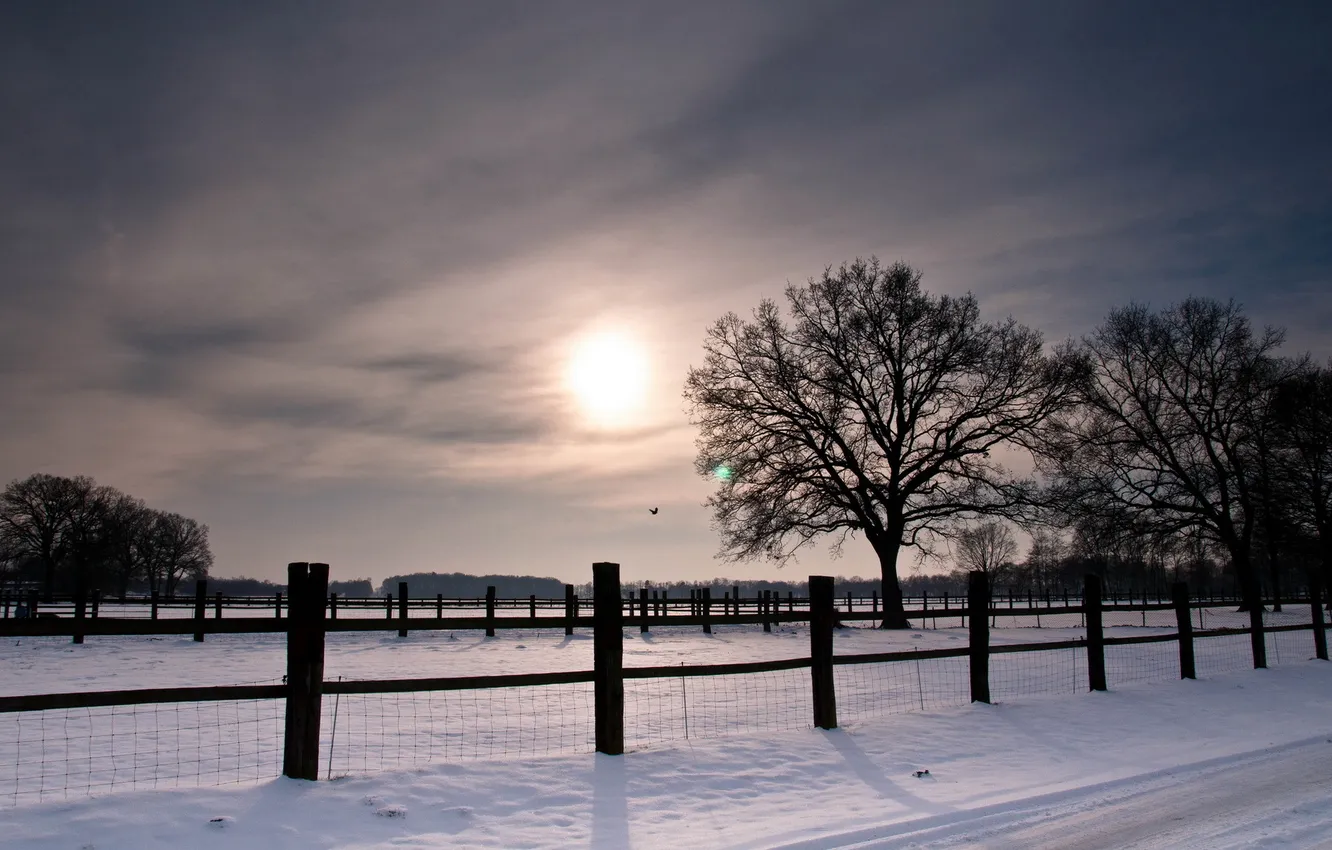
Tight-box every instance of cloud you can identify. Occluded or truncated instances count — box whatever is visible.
[1,2,1328,581]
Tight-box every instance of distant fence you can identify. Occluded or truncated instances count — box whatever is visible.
[1,564,1327,808]
[0,579,1293,635]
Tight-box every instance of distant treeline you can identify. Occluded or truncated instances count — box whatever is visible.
[175,576,374,597]
[585,574,965,598]
[167,573,950,599]
[376,573,567,598]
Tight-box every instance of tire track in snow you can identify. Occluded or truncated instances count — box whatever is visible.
[764,736,1332,850]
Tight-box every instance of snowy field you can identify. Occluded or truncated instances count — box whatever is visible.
[2,658,1330,849]
[1,606,1323,810]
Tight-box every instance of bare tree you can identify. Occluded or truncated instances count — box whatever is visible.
[0,474,97,600]
[150,511,213,596]
[1270,361,1332,598]
[100,489,152,597]
[685,259,1083,627]
[1038,298,1296,663]
[954,521,1017,588]
[1022,528,1066,596]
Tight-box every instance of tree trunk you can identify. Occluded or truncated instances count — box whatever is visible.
[1266,535,1282,612]
[42,554,56,603]
[1232,547,1267,668]
[875,536,911,629]
[1322,534,1332,612]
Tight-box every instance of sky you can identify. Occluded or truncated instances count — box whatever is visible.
[2,2,1330,587]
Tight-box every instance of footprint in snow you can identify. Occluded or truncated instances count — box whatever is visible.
[362,795,384,807]
[375,805,407,819]
[208,816,235,829]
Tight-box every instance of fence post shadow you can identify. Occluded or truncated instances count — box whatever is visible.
[819,728,953,816]
[590,753,631,849]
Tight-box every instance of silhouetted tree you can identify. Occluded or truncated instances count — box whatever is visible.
[1038,298,1297,626]
[147,511,213,596]
[953,521,1017,587]
[0,473,96,600]
[100,489,153,596]
[1270,361,1332,601]
[1019,528,1066,596]
[685,259,1084,627]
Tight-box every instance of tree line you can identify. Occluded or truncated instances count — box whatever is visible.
[685,258,1332,627]
[0,473,213,599]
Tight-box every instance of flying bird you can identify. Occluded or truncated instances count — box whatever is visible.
[649,507,658,515]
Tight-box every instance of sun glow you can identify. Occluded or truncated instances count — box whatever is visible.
[565,329,649,426]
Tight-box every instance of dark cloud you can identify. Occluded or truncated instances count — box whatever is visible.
[361,353,499,387]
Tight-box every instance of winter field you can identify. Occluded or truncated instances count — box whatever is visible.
[2,607,1330,848]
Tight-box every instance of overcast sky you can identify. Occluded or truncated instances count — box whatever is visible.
[3,2,1329,587]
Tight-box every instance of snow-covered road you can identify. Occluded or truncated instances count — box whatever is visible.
[777,737,1332,849]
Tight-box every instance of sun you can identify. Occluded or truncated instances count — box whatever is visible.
[565,329,649,426]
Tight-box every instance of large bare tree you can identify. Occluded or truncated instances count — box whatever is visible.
[684,259,1083,627]
[1038,298,1296,664]
[0,473,96,599]
[1270,361,1332,597]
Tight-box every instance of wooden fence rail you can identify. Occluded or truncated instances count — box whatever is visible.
[2,566,1326,788]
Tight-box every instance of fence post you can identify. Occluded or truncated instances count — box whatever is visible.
[283,561,328,780]
[150,590,159,620]
[73,585,86,645]
[1172,581,1196,679]
[968,571,990,704]
[639,588,649,633]
[329,592,338,620]
[1310,569,1328,661]
[763,589,772,633]
[193,580,207,642]
[393,582,406,638]
[214,591,223,619]
[592,562,624,755]
[485,585,496,637]
[1085,574,1106,691]
[276,592,283,619]
[91,588,100,619]
[565,584,575,636]
[809,575,837,729]
[530,593,537,619]
[702,587,712,634]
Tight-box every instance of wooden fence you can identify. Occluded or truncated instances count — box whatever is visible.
[0,564,1326,786]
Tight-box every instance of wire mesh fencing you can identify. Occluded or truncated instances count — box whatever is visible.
[1194,632,1256,678]
[1105,638,1179,687]
[990,646,1084,701]
[834,654,970,723]
[625,667,813,746]
[1266,627,1322,666]
[0,696,283,808]
[321,682,595,777]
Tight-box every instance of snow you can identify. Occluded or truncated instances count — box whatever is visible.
[2,612,1329,848]
[2,663,1330,848]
